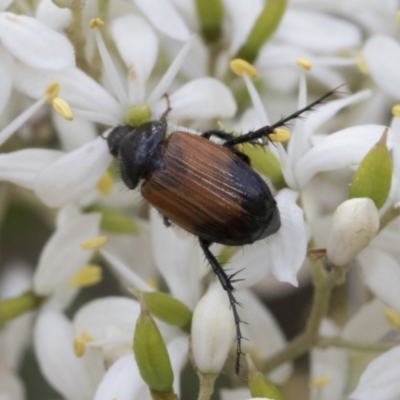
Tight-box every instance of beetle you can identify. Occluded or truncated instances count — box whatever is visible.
[107,88,337,373]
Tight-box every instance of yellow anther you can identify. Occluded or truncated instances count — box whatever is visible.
[230,58,257,78]
[397,11,400,23]
[70,264,103,287]
[96,171,114,195]
[89,18,104,28]
[80,236,108,250]
[81,331,94,342]
[296,58,312,71]
[73,336,86,357]
[145,278,158,290]
[356,51,369,75]
[392,104,400,118]
[385,308,400,329]
[309,376,332,388]
[52,98,73,121]
[45,82,60,103]
[269,128,291,142]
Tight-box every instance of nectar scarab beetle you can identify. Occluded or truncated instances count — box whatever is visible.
[107,88,338,374]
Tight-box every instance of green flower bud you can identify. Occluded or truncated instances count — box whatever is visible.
[242,145,286,190]
[0,291,44,325]
[133,296,175,399]
[123,103,152,127]
[349,128,392,209]
[236,0,287,63]
[86,205,140,234]
[130,290,192,333]
[195,0,223,43]
[247,355,285,400]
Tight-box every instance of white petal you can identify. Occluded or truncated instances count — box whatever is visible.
[350,346,400,400]
[296,125,398,188]
[111,14,158,104]
[93,353,148,400]
[0,12,75,69]
[0,367,25,400]
[73,297,140,340]
[311,320,347,400]
[236,290,292,384]
[33,212,101,295]
[0,44,13,114]
[167,336,189,395]
[341,298,391,342]
[154,77,237,120]
[363,35,400,99]
[220,388,251,400]
[0,148,62,189]
[14,65,121,123]
[35,0,72,31]
[358,247,400,311]
[34,310,95,400]
[150,209,206,309]
[0,0,13,11]
[277,10,361,54]
[52,111,97,152]
[134,0,190,41]
[34,137,112,207]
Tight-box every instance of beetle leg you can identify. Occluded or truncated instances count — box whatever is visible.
[201,130,236,141]
[224,87,339,146]
[199,238,243,375]
[160,94,172,124]
[162,214,171,227]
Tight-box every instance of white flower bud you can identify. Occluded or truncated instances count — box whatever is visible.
[327,198,379,267]
[191,282,235,374]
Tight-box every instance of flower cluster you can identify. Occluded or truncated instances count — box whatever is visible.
[0,1,400,400]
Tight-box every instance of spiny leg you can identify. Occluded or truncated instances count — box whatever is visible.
[225,86,340,146]
[199,238,243,374]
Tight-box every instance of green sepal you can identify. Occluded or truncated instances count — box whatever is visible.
[349,129,392,209]
[0,291,44,325]
[247,355,285,400]
[236,0,287,63]
[131,290,192,333]
[133,296,174,396]
[86,205,140,234]
[195,0,223,43]
[243,145,286,190]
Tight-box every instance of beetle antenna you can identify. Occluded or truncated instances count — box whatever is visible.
[225,86,342,146]
[160,93,172,124]
[199,239,244,375]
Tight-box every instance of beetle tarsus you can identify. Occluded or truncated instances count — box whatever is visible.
[160,93,172,124]
[199,238,243,375]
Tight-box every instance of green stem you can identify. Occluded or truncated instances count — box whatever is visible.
[379,206,400,231]
[197,373,217,400]
[66,0,90,74]
[262,261,342,373]
[318,336,400,352]
[0,291,44,325]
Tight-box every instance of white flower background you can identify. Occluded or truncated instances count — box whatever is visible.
[0,0,400,400]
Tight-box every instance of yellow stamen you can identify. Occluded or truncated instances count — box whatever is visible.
[73,336,86,357]
[309,376,332,388]
[80,235,108,250]
[356,51,369,75]
[145,278,158,290]
[96,171,114,195]
[52,98,73,121]
[269,128,291,142]
[296,58,312,71]
[70,265,103,287]
[385,308,400,329]
[230,58,257,78]
[397,11,400,23]
[81,331,94,342]
[89,18,104,28]
[392,104,400,118]
[45,82,60,103]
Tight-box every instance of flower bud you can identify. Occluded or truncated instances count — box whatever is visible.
[349,128,392,209]
[131,290,192,333]
[195,0,223,43]
[247,355,285,400]
[327,198,379,267]
[133,296,174,399]
[191,282,235,374]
